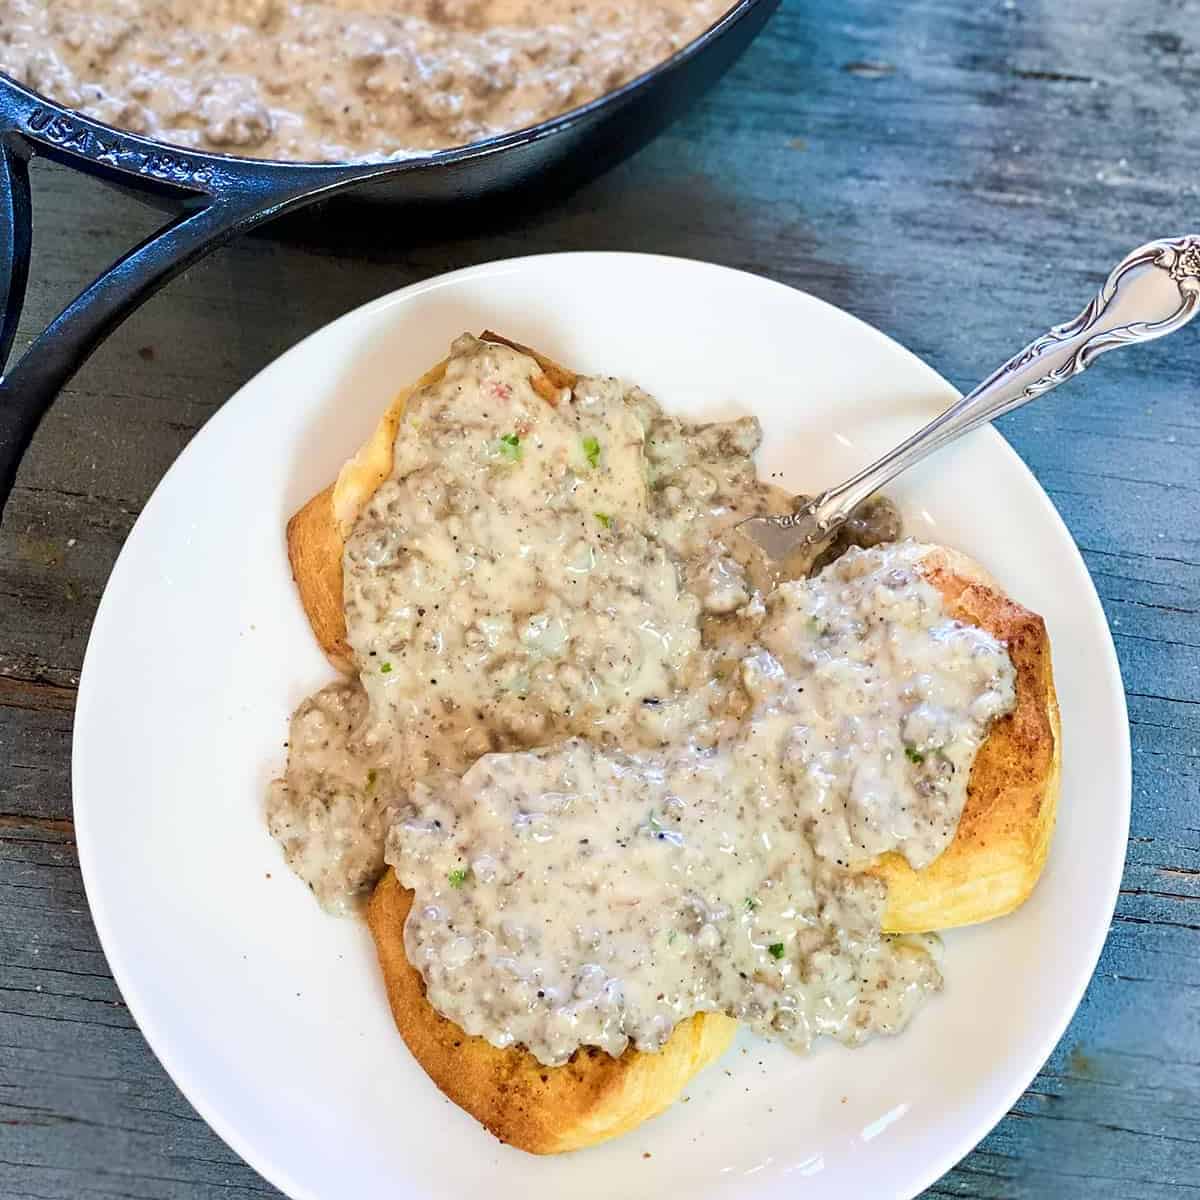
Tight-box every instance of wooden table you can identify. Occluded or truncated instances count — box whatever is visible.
[3,0,1198,1195]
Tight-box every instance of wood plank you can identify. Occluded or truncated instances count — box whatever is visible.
[0,823,278,1200]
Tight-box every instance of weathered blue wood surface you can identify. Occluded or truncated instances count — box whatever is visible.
[2,0,1198,1195]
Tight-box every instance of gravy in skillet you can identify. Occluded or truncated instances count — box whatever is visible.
[0,0,731,161]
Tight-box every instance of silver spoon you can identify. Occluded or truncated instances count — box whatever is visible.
[738,235,1200,573]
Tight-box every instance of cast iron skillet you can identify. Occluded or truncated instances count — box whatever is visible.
[0,0,777,520]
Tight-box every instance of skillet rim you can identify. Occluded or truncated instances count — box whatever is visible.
[0,0,769,183]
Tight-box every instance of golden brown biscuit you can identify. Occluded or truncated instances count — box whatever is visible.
[288,336,1060,1153]
[872,547,1061,931]
[286,338,576,671]
[367,873,736,1154]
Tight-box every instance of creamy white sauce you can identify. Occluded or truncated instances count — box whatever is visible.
[343,342,707,781]
[0,0,730,161]
[266,681,395,916]
[268,334,776,910]
[388,546,1014,1064]
[268,334,1017,1063]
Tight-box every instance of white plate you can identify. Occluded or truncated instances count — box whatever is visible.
[73,253,1129,1200]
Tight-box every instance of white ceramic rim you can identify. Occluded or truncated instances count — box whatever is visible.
[72,252,1131,1200]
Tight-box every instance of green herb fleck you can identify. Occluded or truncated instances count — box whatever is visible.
[366,769,378,792]
[667,930,678,945]
[582,435,601,469]
[498,432,522,462]
[744,897,759,911]
[594,512,612,528]
[767,942,786,960]
[644,812,675,841]
[905,746,925,764]
[379,662,393,674]
[448,868,470,888]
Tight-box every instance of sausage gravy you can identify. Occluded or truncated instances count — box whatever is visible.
[268,334,1016,1065]
[0,0,731,161]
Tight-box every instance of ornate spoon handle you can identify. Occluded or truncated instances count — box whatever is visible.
[741,235,1200,562]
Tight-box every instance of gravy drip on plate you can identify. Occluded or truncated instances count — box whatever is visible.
[0,0,730,162]
[269,335,1017,1062]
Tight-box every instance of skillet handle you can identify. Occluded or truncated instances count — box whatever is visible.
[0,185,265,517]
[0,81,350,522]
[0,135,31,372]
